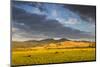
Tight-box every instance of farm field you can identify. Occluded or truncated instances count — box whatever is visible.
[12,47,96,66]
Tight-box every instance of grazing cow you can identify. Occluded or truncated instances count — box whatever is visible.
[27,55,31,57]
[55,52,59,54]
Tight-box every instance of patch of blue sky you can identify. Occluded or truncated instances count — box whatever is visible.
[14,3,44,15]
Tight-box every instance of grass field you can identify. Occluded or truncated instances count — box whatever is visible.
[12,48,96,66]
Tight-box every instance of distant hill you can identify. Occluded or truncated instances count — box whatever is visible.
[12,38,69,48]
[24,38,69,44]
[12,38,95,49]
[26,38,69,42]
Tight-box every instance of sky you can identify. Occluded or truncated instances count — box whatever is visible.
[11,1,96,41]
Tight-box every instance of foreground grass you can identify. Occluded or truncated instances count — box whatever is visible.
[12,48,96,66]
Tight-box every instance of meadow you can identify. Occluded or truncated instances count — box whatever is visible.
[12,47,96,66]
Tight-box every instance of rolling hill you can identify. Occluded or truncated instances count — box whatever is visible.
[12,38,95,49]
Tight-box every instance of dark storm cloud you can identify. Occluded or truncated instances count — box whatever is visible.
[63,5,96,23]
[12,4,94,40]
[12,1,96,24]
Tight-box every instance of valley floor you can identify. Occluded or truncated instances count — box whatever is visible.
[12,47,96,66]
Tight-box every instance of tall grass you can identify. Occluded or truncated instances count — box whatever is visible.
[12,48,96,66]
